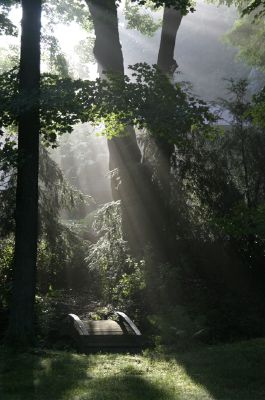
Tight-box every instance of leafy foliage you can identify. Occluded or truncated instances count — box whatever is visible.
[251,86,265,128]
[212,0,265,18]
[0,44,19,74]
[43,0,93,31]
[92,63,216,143]
[242,0,265,18]
[0,236,13,307]
[42,34,70,78]
[131,0,196,14]
[124,0,161,37]
[0,68,94,145]
[0,64,216,147]
[0,13,17,36]
[0,0,18,36]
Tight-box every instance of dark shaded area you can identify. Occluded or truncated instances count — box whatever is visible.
[0,349,91,400]
[143,238,265,345]
[174,340,265,400]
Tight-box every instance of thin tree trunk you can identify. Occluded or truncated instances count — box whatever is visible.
[156,6,183,257]
[8,0,41,345]
[157,6,182,75]
[156,5,183,183]
[86,0,163,256]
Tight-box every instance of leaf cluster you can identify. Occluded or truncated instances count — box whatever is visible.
[43,0,93,32]
[0,68,95,145]
[242,0,265,18]
[131,0,195,14]
[93,64,216,144]
[0,64,216,147]
[124,0,161,37]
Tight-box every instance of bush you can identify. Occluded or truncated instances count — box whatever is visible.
[0,235,13,308]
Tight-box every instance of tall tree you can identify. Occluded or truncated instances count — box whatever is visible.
[8,0,41,345]
[154,5,183,257]
[86,0,163,256]
[156,5,183,187]
[84,0,194,257]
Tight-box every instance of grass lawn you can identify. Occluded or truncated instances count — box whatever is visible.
[1,339,265,399]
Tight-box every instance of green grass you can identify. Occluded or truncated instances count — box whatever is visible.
[1,339,265,399]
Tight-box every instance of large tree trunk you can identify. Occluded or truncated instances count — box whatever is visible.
[8,0,41,345]
[86,0,163,256]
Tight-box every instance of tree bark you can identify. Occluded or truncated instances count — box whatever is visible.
[7,0,41,345]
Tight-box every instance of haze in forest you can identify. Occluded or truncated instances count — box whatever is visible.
[41,1,265,203]
[1,0,265,207]
[2,0,265,382]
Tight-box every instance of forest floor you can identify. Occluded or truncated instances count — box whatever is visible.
[1,338,265,400]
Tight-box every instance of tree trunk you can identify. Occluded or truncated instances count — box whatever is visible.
[156,6,183,258]
[86,0,163,256]
[157,6,183,189]
[7,0,41,346]
[157,6,182,75]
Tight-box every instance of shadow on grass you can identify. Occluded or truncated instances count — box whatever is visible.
[0,348,39,400]
[85,373,176,400]
[0,349,176,400]
[0,348,91,400]
[173,340,265,400]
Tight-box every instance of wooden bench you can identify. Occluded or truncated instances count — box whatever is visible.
[61,311,143,352]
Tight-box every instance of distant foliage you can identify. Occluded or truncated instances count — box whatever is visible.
[224,16,265,73]
[0,137,92,297]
